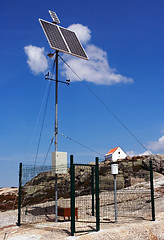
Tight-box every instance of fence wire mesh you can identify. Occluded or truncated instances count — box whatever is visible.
[21,164,71,227]
[74,164,97,233]
[99,159,152,225]
[20,157,157,230]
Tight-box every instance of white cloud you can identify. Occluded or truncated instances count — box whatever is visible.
[127,151,136,157]
[139,151,152,156]
[61,24,133,85]
[148,135,164,151]
[24,45,48,74]
[127,150,152,157]
[68,24,91,45]
[25,24,133,85]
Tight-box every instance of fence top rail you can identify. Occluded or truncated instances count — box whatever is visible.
[74,163,96,167]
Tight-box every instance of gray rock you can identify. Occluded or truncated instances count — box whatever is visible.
[21,154,164,206]
[142,154,164,173]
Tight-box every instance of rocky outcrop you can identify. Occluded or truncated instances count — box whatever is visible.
[0,154,163,211]
[142,154,164,174]
[20,154,164,207]
[21,172,71,206]
[0,188,18,211]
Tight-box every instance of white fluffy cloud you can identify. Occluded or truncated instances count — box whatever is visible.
[61,24,133,85]
[127,151,136,157]
[24,24,133,85]
[68,24,91,45]
[24,45,48,74]
[139,151,152,156]
[127,150,152,157]
[148,135,164,151]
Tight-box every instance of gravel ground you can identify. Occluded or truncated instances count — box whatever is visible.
[0,177,163,240]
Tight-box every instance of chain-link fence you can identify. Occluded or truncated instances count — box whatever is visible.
[18,157,156,233]
[99,159,152,225]
[20,164,71,227]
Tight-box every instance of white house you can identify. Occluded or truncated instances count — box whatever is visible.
[105,146,127,162]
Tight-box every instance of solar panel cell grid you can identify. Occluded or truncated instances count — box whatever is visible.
[39,19,88,60]
[49,10,60,24]
[59,27,88,59]
[40,20,69,52]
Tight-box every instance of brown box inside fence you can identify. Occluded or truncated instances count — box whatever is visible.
[58,207,78,221]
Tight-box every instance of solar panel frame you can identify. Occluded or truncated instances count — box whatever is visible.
[49,10,60,24]
[39,19,89,60]
[39,19,69,54]
[59,26,88,60]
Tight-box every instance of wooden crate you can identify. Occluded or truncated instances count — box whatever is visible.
[58,207,78,221]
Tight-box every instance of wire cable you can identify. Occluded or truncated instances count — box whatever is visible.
[33,81,52,168]
[41,57,57,167]
[42,130,104,166]
[42,132,55,167]
[58,131,104,157]
[27,81,51,162]
[59,55,151,155]
[33,57,56,168]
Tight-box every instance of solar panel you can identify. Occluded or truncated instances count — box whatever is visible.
[59,26,88,59]
[39,19,88,60]
[39,19,69,53]
[49,10,60,24]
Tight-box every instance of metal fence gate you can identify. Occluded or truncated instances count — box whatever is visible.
[70,155,99,236]
[17,156,156,235]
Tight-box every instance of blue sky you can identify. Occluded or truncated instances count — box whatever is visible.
[1,0,164,186]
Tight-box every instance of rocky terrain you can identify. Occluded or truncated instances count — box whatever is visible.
[0,154,163,211]
[20,154,164,207]
[0,187,18,211]
[0,176,163,240]
[0,154,163,239]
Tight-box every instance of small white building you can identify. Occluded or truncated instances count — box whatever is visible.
[105,146,127,162]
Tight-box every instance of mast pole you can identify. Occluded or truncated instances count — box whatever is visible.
[55,50,59,222]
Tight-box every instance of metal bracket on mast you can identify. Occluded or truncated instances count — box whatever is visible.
[45,72,70,85]
[46,52,70,85]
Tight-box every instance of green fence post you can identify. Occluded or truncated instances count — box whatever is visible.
[149,160,155,221]
[92,167,94,216]
[70,155,75,236]
[95,157,100,231]
[17,162,22,226]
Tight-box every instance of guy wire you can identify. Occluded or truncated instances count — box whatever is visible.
[58,131,104,157]
[33,58,56,168]
[59,55,151,155]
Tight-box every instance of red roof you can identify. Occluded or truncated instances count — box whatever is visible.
[106,147,119,155]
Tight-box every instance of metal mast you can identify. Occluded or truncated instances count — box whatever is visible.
[39,9,88,223]
[55,50,58,222]
[46,51,70,222]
